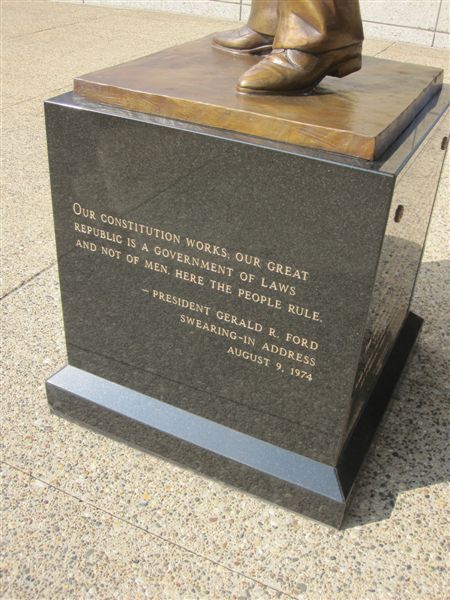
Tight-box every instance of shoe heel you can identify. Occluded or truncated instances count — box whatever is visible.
[330,55,362,78]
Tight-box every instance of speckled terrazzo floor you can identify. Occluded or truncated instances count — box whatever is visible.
[1,2,449,599]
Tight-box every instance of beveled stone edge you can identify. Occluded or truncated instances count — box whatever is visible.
[47,364,344,503]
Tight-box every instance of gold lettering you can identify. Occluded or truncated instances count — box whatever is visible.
[180,315,237,340]
[174,269,204,286]
[287,304,321,321]
[215,310,262,332]
[149,289,210,315]
[285,332,319,350]
[75,239,97,252]
[209,279,232,294]
[144,260,168,274]
[234,252,261,268]
[72,202,96,220]
[261,342,316,367]
[260,277,296,296]
[185,238,228,258]
[227,346,270,367]
[267,261,309,281]
[237,288,282,310]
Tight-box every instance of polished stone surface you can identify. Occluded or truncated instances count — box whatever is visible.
[44,87,448,526]
[74,35,443,159]
[2,1,449,596]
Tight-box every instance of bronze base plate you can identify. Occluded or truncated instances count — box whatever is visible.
[74,35,443,160]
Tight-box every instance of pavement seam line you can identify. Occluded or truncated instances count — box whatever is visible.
[1,87,69,110]
[1,261,56,301]
[2,460,300,600]
[432,0,443,47]
[5,14,117,41]
[3,7,167,42]
[373,41,396,57]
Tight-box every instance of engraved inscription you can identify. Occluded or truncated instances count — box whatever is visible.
[71,202,324,384]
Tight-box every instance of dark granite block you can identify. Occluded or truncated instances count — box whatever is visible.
[45,89,449,527]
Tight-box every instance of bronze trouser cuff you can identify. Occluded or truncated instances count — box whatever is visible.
[248,0,364,52]
[247,0,278,36]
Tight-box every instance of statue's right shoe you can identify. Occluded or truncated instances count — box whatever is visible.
[236,43,363,95]
[212,25,274,55]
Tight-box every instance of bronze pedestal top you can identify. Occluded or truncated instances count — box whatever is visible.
[74,35,443,160]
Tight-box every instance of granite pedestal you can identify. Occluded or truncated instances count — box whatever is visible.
[45,80,448,527]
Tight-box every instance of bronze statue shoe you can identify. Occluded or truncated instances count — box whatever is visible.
[212,25,274,55]
[237,43,362,94]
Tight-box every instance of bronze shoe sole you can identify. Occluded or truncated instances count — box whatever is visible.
[212,42,273,55]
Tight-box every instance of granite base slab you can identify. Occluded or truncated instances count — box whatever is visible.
[47,312,422,528]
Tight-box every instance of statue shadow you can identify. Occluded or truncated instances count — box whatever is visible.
[343,258,449,528]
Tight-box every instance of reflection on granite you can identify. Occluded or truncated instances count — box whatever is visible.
[350,112,449,431]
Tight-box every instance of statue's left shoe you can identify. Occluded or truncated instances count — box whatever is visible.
[212,25,274,54]
[237,43,362,95]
